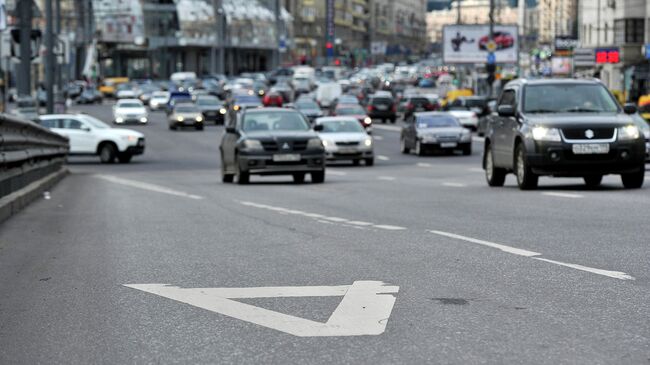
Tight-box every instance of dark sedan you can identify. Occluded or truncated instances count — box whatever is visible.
[196,95,226,124]
[294,99,324,122]
[220,108,326,184]
[401,112,472,156]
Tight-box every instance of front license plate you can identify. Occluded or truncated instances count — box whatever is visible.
[440,142,457,148]
[273,154,301,162]
[572,143,610,154]
[338,148,357,154]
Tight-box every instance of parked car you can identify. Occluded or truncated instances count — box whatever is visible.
[37,113,144,163]
[315,117,374,166]
[484,78,645,190]
[113,99,148,124]
[366,95,397,123]
[401,112,472,156]
[149,91,170,111]
[220,108,326,184]
[168,104,204,130]
[332,104,372,131]
[196,95,226,124]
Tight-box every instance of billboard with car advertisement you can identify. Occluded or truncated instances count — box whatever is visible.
[443,25,518,64]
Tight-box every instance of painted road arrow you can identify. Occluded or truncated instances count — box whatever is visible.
[124,280,399,337]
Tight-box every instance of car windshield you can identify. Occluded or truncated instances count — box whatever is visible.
[235,96,261,104]
[336,106,365,115]
[118,103,142,108]
[296,101,319,109]
[197,98,220,105]
[175,106,199,113]
[524,84,619,113]
[81,115,110,129]
[320,120,365,133]
[242,111,309,132]
[416,115,460,128]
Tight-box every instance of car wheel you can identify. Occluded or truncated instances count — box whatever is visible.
[485,146,506,187]
[235,156,249,184]
[99,143,117,164]
[515,143,538,190]
[463,145,472,156]
[583,175,603,188]
[117,153,132,163]
[400,137,410,154]
[311,170,325,183]
[415,140,424,156]
[365,158,374,166]
[621,167,645,189]
[293,173,305,184]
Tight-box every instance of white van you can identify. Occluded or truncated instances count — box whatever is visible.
[293,66,316,80]
[315,82,342,108]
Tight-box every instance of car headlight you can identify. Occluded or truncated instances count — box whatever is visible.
[233,105,240,111]
[531,126,561,142]
[363,117,372,125]
[460,130,472,141]
[121,135,138,142]
[140,117,147,123]
[196,116,203,122]
[307,138,324,149]
[618,125,640,140]
[115,117,124,123]
[363,138,373,147]
[322,140,331,147]
[242,139,263,150]
[177,116,184,122]
[219,108,227,114]
[259,90,265,96]
[420,134,437,143]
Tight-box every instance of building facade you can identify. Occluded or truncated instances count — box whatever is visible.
[537,0,577,44]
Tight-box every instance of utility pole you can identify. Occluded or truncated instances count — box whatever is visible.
[456,0,462,24]
[45,0,54,113]
[273,0,281,70]
[18,0,32,97]
[216,0,225,75]
[55,0,62,91]
[486,0,496,97]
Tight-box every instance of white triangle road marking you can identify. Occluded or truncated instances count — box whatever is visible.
[124,280,399,337]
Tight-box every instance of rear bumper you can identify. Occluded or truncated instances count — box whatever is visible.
[238,153,325,175]
[368,111,396,119]
[527,140,646,176]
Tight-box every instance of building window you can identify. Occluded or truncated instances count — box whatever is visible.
[614,18,644,44]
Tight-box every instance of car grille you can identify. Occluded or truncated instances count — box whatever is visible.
[562,128,615,140]
[261,140,309,152]
[436,135,459,142]
[336,141,359,146]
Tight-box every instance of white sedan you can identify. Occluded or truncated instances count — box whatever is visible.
[113,99,148,124]
[447,110,479,130]
[149,91,170,111]
[315,116,374,166]
[37,114,145,163]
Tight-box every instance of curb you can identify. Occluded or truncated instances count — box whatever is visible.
[0,167,68,224]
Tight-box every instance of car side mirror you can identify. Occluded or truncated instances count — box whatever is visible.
[623,103,637,115]
[497,105,516,117]
[313,124,324,132]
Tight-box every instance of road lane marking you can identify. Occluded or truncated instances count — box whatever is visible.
[428,230,634,281]
[373,135,384,141]
[93,175,203,200]
[377,155,390,161]
[124,281,399,337]
[442,182,467,187]
[542,192,583,199]
[377,176,396,181]
[372,124,401,132]
[468,167,484,173]
[240,201,406,231]
[416,162,432,167]
[327,170,347,176]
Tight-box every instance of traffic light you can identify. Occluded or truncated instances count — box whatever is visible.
[326,41,334,57]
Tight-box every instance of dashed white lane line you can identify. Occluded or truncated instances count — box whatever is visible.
[327,170,347,176]
[239,201,406,231]
[377,176,396,181]
[428,230,634,281]
[442,182,467,187]
[373,124,402,132]
[377,155,390,161]
[416,162,432,168]
[542,192,583,199]
[94,175,203,200]
[468,167,484,173]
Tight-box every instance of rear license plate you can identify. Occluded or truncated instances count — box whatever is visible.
[273,154,301,162]
[440,142,457,148]
[415,107,425,112]
[572,143,609,154]
[376,105,388,111]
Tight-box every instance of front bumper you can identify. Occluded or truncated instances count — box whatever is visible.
[202,111,226,122]
[420,140,471,150]
[325,148,373,161]
[171,120,203,127]
[238,152,326,175]
[125,139,145,155]
[526,140,646,176]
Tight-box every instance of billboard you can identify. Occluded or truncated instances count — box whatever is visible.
[443,25,518,64]
[92,0,144,44]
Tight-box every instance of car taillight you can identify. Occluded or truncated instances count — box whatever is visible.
[425,104,434,111]
[406,103,414,110]
[392,104,397,112]
[367,105,374,112]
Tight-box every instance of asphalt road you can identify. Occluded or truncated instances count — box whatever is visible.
[1,102,649,364]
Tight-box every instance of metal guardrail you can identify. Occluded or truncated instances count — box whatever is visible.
[0,114,69,199]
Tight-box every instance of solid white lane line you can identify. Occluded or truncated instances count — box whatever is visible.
[429,230,540,257]
[442,182,467,187]
[377,176,396,181]
[239,201,406,232]
[328,170,347,176]
[94,175,203,200]
[542,192,583,199]
[428,230,634,281]
[533,258,635,281]
[416,162,432,167]
[373,124,401,132]
[377,155,390,161]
